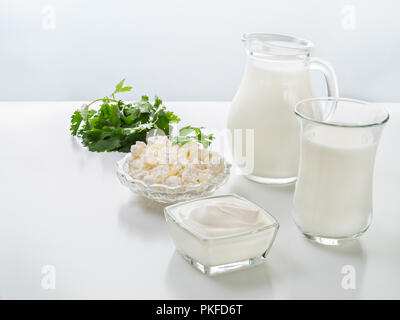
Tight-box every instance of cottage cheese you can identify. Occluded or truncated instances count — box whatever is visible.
[128,136,225,186]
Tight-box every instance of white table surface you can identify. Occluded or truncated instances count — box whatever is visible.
[0,101,399,300]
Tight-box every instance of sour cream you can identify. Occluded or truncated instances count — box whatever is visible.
[164,194,279,274]
[173,198,275,238]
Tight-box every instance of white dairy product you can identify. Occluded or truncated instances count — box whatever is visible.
[228,57,314,178]
[293,125,378,238]
[165,196,278,267]
[128,136,225,186]
[174,198,274,238]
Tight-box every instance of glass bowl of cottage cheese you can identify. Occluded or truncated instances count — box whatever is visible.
[116,136,231,203]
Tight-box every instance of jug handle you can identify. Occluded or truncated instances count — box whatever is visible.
[309,57,339,98]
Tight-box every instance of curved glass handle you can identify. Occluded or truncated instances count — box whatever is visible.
[309,57,339,98]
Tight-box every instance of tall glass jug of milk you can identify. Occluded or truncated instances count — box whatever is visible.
[227,33,339,184]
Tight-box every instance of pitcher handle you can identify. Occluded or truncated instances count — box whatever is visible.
[309,57,339,98]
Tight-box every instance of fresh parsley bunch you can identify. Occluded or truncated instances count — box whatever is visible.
[70,79,214,152]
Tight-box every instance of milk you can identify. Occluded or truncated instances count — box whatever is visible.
[293,125,378,238]
[228,57,314,179]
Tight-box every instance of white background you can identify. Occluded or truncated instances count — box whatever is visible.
[0,0,399,102]
[1,0,399,300]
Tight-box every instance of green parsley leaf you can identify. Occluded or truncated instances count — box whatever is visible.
[70,110,83,136]
[172,126,214,148]
[115,79,125,92]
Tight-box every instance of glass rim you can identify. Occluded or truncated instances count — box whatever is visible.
[164,193,280,243]
[294,97,390,128]
[242,32,314,55]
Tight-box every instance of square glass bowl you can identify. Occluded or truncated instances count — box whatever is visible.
[164,194,279,275]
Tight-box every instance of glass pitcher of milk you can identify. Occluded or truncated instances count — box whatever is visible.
[227,33,338,184]
[293,97,389,245]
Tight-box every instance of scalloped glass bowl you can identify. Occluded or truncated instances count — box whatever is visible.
[116,153,231,203]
